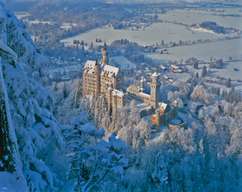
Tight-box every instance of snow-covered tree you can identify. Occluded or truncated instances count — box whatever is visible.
[0,4,67,191]
[63,112,128,192]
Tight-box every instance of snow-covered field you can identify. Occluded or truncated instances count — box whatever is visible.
[149,38,242,61]
[61,8,242,46]
[61,22,220,47]
[158,9,242,30]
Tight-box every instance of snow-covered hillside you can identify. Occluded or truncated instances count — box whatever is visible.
[0,4,129,192]
[0,2,66,191]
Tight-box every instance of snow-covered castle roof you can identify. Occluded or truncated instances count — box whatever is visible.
[83,60,97,74]
[102,64,119,77]
[83,60,119,78]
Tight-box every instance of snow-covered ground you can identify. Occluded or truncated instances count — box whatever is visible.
[61,22,219,47]
[61,8,242,47]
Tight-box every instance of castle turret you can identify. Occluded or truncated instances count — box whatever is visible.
[150,72,160,109]
[101,46,108,65]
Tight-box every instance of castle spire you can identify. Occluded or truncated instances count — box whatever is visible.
[101,44,108,65]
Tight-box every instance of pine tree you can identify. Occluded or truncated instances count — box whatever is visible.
[0,60,27,188]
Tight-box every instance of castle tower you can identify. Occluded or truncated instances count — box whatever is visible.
[101,46,108,65]
[150,72,160,109]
